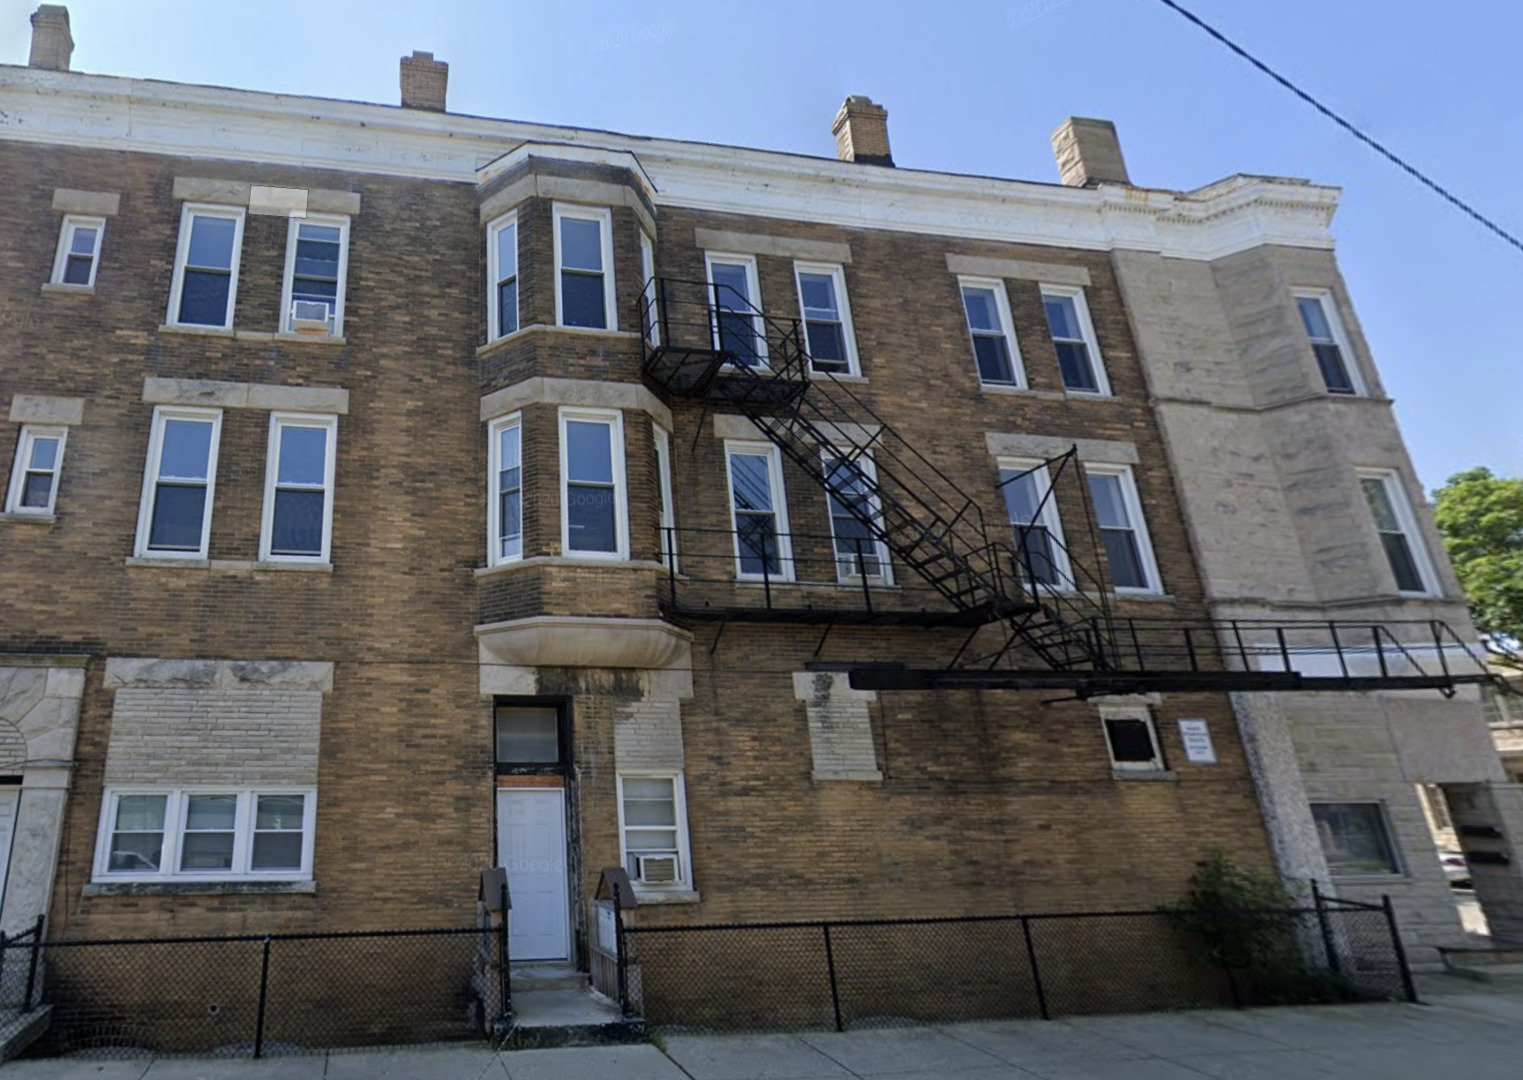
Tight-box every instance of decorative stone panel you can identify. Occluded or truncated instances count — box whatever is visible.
[793,671,882,782]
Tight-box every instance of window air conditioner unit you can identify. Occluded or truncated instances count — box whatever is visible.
[635,853,680,885]
[290,300,332,334]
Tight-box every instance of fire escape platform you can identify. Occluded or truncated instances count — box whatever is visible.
[658,601,1014,629]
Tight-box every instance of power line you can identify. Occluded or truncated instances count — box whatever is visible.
[1151,0,1523,257]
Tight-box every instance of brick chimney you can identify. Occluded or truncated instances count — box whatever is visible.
[1051,117,1130,187]
[832,96,893,166]
[399,50,448,112]
[28,4,73,72]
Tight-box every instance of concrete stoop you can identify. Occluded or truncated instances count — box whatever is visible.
[0,1005,50,1062]
[499,965,644,1049]
[1439,945,1523,986]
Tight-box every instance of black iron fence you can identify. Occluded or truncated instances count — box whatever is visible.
[621,896,1415,1033]
[31,924,508,1059]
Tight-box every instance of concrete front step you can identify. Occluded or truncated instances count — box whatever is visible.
[501,987,644,1049]
[510,963,588,992]
[1442,961,1523,986]
[0,1005,51,1062]
[1441,946,1523,966]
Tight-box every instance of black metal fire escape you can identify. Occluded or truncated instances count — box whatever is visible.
[637,277,1508,698]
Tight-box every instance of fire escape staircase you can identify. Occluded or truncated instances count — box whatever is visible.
[637,277,1511,698]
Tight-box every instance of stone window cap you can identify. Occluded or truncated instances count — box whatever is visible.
[103,658,335,693]
[480,376,671,430]
[715,413,878,446]
[945,253,1090,287]
[53,188,120,216]
[693,227,851,265]
[142,377,349,415]
[9,394,84,426]
[172,177,360,217]
[985,431,1139,465]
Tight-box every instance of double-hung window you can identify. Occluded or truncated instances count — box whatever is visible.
[281,216,349,336]
[6,426,67,516]
[795,263,859,376]
[706,253,767,367]
[1295,290,1362,395]
[554,204,616,330]
[654,426,678,571]
[168,204,245,329]
[1085,465,1160,593]
[97,789,316,882]
[959,278,1022,387]
[725,442,792,580]
[135,407,222,558]
[1041,285,1108,394]
[999,460,1071,590]
[1359,469,1436,595]
[260,414,337,563]
[488,213,519,341]
[490,415,524,565]
[52,215,104,287]
[824,451,889,582]
[617,774,693,890]
[560,408,628,559]
[640,231,660,346]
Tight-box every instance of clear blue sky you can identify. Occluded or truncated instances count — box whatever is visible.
[6,0,1518,491]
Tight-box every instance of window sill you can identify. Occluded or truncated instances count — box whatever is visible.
[1327,872,1407,885]
[817,371,867,383]
[632,888,701,906]
[125,557,333,573]
[1111,768,1177,782]
[477,323,642,357]
[1081,589,1173,604]
[736,579,900,592]
[474,556,668,577]
[41,282,94,296]
[83,880,317,898]
[126,555,210,568]
[980,384,1064,401]
[1,512,55,524]
[158,324,348,345]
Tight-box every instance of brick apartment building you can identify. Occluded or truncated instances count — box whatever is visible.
[0,1,1519,1006]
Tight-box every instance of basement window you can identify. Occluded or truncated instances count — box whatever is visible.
[1101,707,1164,772]
[52,215,104,287]
[168,204,245,329]
[1312,802,1401,876]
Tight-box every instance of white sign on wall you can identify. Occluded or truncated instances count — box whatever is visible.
[1177,719,1217,764]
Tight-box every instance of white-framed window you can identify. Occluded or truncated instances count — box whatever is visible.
[1101,706,1164,772]
[1311,802,1402,876]
[489,414,524,565]
[1040,285,1108,395]
[279,215,349,336]
[705,252,767,368]
[553,203,616,331]
[259,413,337,563]
[725,441,793,580]
[1358,469,1438,596]
[998,459,1072,590]
[5,425,68,516]
[134,406,223,558]
[654,425,677,571]
[560,407,628,559]
[1085,464,1160,593]
[959,277,1023,387]
[95,788,316,883]
[167,203,245,329]
[1294,289,1363,396]
[640,230,659,346]
[488,212,519,341]
[823,450,890,583]
[795,262,860,376]
[616,773,693,891]
[51,215,104,287]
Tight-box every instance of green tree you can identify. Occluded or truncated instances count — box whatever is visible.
[1433,467,1523,670]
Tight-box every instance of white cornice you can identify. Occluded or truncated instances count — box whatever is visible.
[0,65,1340,261]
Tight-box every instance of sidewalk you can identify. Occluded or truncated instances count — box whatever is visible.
[5,979,1522,1079]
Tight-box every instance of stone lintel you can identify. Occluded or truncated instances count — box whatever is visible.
[480,377,672,430]
[693,228,852,265]
[946,253,1090,287]
[52,188,120,216]
[9,395,85,426]
[173,178,360,216]
[103,658,335,692]
[143,377,349,415]
[985,432,1139,465]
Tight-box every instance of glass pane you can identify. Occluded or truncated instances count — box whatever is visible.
[294,236,340,281]
[187,215,237,269]
[116,795,167,831]
[806,321,847,368]
[180,831,235,871]
[1382,533,1426,593]
[567,483,617,552]
[1086,474,1130,530]
[1361,478,1400,533]
[1043,294,1081,340]
[185,794,237,830]
[499,426,521,471]
[1314,343,1354,393]
[160,420,214,481]
[560,216,603,271]
[277,426,327,486]
[624,800,677,826]
[736,513,780,575]
[271,489,325,556]
[1015,525,1059,585]
[109,832,163,872]
[565,421,614,484]
[1101,528,1147,589]
[178,269,232,325]
[1001,471,1041,524]
[500,490,522,557]
[709,262,751,307]
[21,472,53,508]
[1055,340,1097,391]
[718,311,762,366]
[256,794,305,830]
[252,832,303,870]
[561,271,607,328]
[973,334,1014,383]
[962,287,999,333]
[28,437,59,471]
[729,455,774,513]
[64,253,93,284]
[498,279,518,335]
[495,706,560,763]
[1106,718,1157,763]
[496,222,518,279]
[149,485,208,550]
[298,223,342,245]
[623,778,674,800]
[1297,296,1333,340]
[799,273,838,317]
[70,226,98,255]
[625,828,678,850]
[1312,803,1397,874]
[291,279,338,305]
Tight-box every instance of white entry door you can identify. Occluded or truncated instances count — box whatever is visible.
[496,788,570,962]
[0,788,18,916]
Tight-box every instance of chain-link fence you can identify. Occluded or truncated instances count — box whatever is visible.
[624,898,1415,1033]
[32,925,506,1059]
